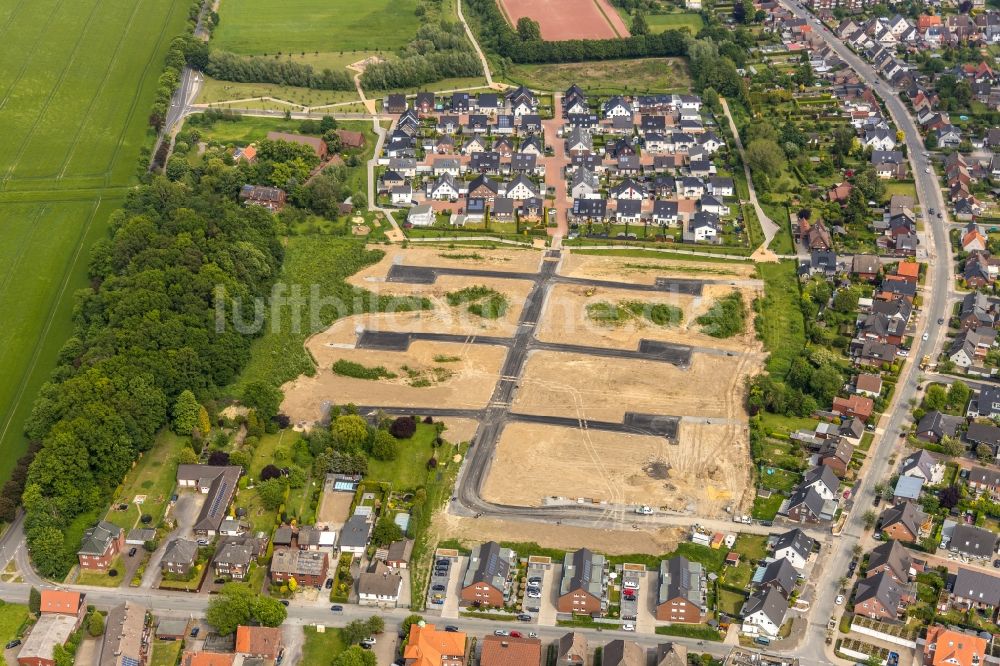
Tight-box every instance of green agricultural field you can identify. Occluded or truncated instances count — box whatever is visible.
[212,0,420,55]
[504,58,690,94]
[647,13,705,33]
[0,0,189,487]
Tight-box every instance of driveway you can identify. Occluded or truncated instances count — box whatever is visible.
[636,576,657,634]
[281,625,305,666]
[537,564,561,627]
[140,493,205,588]
[439,556,467,620]
[74,636,99,666]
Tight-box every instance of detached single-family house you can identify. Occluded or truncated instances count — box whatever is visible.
[655,556,707,623]
[740,588,788,638]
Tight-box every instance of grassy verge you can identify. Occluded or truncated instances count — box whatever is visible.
[0,603,29,646]
[654,624,724,640]
[75,557,125,587]
[331,359,397,380]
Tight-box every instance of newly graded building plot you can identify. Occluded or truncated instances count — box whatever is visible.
[480,421,752,515]
[211,0,420,54]
[511,352,758,422]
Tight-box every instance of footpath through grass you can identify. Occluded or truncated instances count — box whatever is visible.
[0,0,190,489]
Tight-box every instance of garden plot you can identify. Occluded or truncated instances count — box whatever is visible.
[480,421,753,516]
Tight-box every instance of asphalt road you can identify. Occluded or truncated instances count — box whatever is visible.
[776,2,954,662]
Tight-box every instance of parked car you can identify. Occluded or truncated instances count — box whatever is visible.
[445,626,460,633]
[189,628,200,638]
[494,630,509,637]
[835,595,844,605]
[527,576,542,585]
[5,640,21,650]
[431,598,444,605]
[623,580,639,590]
[510,631,522,638]
[517,614,532,622]
[128,547,137,557]
[324,579,333,589]
[279,600,289,607]
[330,605,344,612]
[436,559,451,566]
[432,584,446,592]
[622,623,636,632]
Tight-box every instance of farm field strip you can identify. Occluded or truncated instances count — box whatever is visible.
[0,0,189,487]
[212,0,419,54]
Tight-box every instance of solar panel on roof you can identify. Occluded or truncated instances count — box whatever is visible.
[122,656,140,666]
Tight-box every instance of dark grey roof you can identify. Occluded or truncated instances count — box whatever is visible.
[773,528,814,561]
[788,485,826,517]
[658,556,705,609]
[967,423,1000,447]
[463,541,513,593]
[951,524,999,557]
[760,558,798,597]
[803,465,840,495]
[162,539,198,566]
[952,567,1000,607]
[561,548,605,599]
[855,571,903,616]
[868,540,911,582]
[215,540,254,567]
[969,466,1000,487]
[740,587,788,626]
[339,514,372,549]
[79,521,122,556]
[879,501,926,538]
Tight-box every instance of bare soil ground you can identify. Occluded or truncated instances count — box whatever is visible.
[537,283,761,353]
[512,350,760,422]
[347,247,543,288]
[316,491,354,529]
[481,422,753,516]
[498,0,624,40]
[281,327,506,426]
[559,253,758,281]
[438,417,480,444]
[433,513,687,556]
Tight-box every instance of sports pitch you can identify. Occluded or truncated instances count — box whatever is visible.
[0,0,188,482]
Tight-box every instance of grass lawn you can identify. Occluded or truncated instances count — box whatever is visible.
[732,534,768,561]
[0,0,189,492]
[198,77,361,108]
[108,429,186,527]
[654,624,723,641]
[647,12,705,33]
[150,640,182,666]
[213,0,420,54]
[663,543,728,574]
[758,467,801,493]
[751,494,785,520]
[76,556,125,587]
[754,261,806,377]
[504,58,690,94]
[884,181,918,201]
[231,237,430,392]
[366,423,445,491]
[759,412,816,434]
[717,588,748,615]
[722,562,754,590]
[302,626,346,666]
[0,603,29,645]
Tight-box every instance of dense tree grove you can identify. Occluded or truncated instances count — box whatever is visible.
[360,22,483,90]
[149,2,205,131]
[464,0,688,64]
[22,168,283,578]
[204,51,355,90]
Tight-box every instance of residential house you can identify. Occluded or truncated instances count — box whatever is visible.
[77,521,124,570]
[601,641,643,666]
[831,395,874,422]
[479,637,541,666]
[571,169,599,199]
[39,591,86,625]
[507,175,539,201]
[855,374,883,398]
[460,541,516,608]
[900,450,945,484]
[570,198,607,223]
[879,501,928,543]
[235,626,283,660]
[654,644,687,666]
[759,558,798,598]
[239,185,286,212]
[867,540,913,583]
[403,623,466,666]
[959,292,997,330]
[949,328,996,368]
[385,539,414,569]
[556,633,587,666]
[785,485,831,523]
[161,539,198,577]
[18,614,80,666]
[265,131,327,159]
[270,548,328,587]
[922,626,987,666]
[358,561,403,607]
[214,540,254,580]
[685,212,719,243]
[971,386,1000,419]
[893,475,923,503]
[949,567,1000,614]
[852,254,881,281]
[801,465,840,501]
[969,465,1000,498]
[950,524,998,559]
[100,603,147,666]
[772,529,814,570]
[967,425,1000,464]
[339,513,373,556]
[558,549,606,616]
[407,204,435,228]
[853,571,908,621]
[176,465,242,536]
[652,201,680,228]
[655,556,707,623]
[740,587,788,638]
